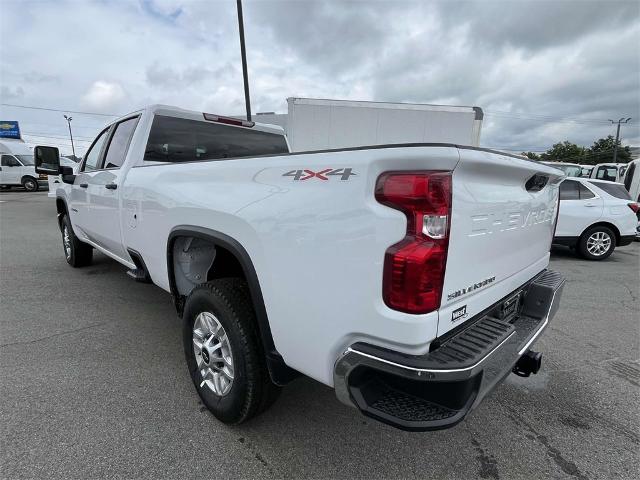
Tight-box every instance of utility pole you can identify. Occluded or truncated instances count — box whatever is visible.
[63,115,76,158]
[608,117,631,163]
[236,0,251,121]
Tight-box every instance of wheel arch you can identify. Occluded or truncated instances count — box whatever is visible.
[55,197,68,230]
[167,225,299,385]
[581,221,621,245]
[21,175,39,189]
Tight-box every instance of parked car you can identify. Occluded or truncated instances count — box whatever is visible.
[590,163,627,183]
[623,159,640,202]
[553,178,638,260]
[580,166,593,178]
[0,140,48,191]
[540,161,583,177]
[47,156,79,198]
[34,104,566,432]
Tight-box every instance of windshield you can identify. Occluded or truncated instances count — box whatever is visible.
[16,155,34,165]
[557,165,582,177]
[542,163,582,177]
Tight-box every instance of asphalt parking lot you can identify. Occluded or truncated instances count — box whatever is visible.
[1,190,639,479]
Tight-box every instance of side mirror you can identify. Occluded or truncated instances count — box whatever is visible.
[34,145,61,175]
[60,165,76,184]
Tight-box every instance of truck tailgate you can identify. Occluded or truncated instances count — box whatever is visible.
[438,149,563,336]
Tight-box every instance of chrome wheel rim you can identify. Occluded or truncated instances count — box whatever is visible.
[63,225,72,259]
[587,231,611,256]
[192,312,234,396]
[25,180,36,191]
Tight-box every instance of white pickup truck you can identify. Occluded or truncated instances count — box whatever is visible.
[36,104,566,431]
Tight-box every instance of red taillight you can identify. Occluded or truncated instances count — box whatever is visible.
[627,203,640,213]
[375,171,452,314]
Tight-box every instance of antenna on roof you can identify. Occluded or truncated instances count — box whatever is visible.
[236,0,251,122]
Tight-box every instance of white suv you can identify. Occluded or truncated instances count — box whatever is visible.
[553,178,638,260]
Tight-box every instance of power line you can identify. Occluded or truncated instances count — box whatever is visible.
[0,103,119,117]
[2,101,625,127]
[484,109,612,125]
[21,131,94,141]
[19,120,103,131]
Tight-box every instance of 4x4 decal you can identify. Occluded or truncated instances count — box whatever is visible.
[283,168,356,181]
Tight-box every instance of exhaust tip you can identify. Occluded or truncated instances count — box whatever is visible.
[513,350,542,377]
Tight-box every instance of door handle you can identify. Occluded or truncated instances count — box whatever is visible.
[584,203,597,207]
[105,183,117,190]
[79,183,88,188]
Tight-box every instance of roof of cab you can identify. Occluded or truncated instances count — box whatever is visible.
[114,104,285,136]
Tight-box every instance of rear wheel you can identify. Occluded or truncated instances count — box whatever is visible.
[61,214,93,267]
[578,226,615,260]
[22,177,38,192]
[183,279,281,424]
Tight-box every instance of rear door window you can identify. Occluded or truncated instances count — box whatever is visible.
[559,180,580,200]
[144,115,289,163]
[577,183,595,199]
[102,117,139,169]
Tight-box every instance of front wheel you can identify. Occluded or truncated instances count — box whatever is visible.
[183,279,281,424]
[578,226,615,260]
[22,177,39,192]
[61,214,93,267]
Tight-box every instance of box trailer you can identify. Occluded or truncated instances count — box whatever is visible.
[278,98,483,152]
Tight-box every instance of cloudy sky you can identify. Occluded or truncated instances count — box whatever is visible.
[1,0,638,156]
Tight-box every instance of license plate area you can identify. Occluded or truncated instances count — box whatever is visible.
[497,290,522,322]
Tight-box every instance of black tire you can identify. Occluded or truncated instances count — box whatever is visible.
[183,278,281,424]
[0,185,10,190]
[61,214,93,267]
[578,225,615,261]
[22,177,39,192]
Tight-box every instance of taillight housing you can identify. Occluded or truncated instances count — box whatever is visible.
[627,202,640,214]
[375,171,452,314]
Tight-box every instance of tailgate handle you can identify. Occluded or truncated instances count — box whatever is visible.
[525,174,548,192]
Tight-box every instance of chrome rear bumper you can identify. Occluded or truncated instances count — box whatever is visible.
[333,269,565,431]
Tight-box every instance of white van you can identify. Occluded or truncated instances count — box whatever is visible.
[590,163,627,183]
[0,140,48,191]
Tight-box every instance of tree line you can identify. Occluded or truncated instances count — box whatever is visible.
[522,135,632,165]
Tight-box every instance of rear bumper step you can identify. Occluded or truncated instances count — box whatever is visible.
[333,269,565,431]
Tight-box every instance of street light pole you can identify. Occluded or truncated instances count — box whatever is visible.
[608,117,631,164]
[236,0,251,121]
[64,115,76,158]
